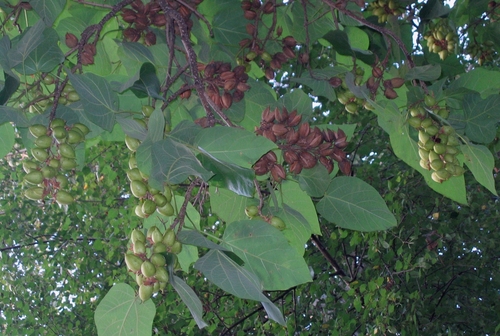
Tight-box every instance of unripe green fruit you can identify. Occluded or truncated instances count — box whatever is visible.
[157,202,174,216]
[135,204,147,218]
[25,187,44,200]
[425,125,439,136]
[153,194,168,207]
[148,186,160,195]
[270,216,286,230]
[67,91,80,102]
[41,166,57,178]
[163,186,172,202]
[428,150,440,162]
[261,51,272,62]
[155,267,169,283]
[129,155,138,169]
[131,180,148,198]
[162,229,176,247]
[418,148,429,160]
[125,135,141,152]
[424,95,436,107]
[50,118,66,129]
[52,126,67,141]
[443,153,455,163]
[437,108,449,119]
[152,242,167,254]
[433,143,447,155]
[437,134,448,145]
[35,135,52,149]
[419,159,430,170]
[58,97,67,105]
[447,136,459,146]
[170,241,182,254]
[139,284,154,302]
[245,205,259,218]
[136,274,145,286]
[23,160,38,173]
[127,168,143,182]
[131,229,146,244]
[431,171,442,183]
[29,124,48,138]
[73,123,90,135]
[153,281,161,294]
[446,146,459,155]
[159,281,167,291]
[408,117,422,129]
[125,254,143,272]
[24,171,44,185]
[63,85,75,94]
[42,74,55,85]
[56,190,74,205]
[345,102,359,114]
[453,165,465,176]
[141,260,157,278]
[151,226,164,244]
[430,159,444,171]
[147,226,160,240]
[142,105,154,117]
[55,174,69,188]
[337,92,350,105]
[135,119,147,129]
[246,51,257,60]
[150,253,166,267]
[60,157,77,170]
[420,118,433,129]
[418,131,430,144]
[32,148,49,162]
[436,169,451,180]
[410,107,426,117]
[59,143,76,159]
[441,125,455,135]
[48,159,60,169]
[133,240,146,255]
[67,130,83,144]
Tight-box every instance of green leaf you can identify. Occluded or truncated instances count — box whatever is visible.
[117,117,147,141]
[8,21,46,68]
[169,120,202,145]
[178,230,228,251]
[222,220,312,290]
[120,63,164,101]
[94,283,155,336]
[323,30,352,56]
[419,0,452,19]
[269,203,311,255]
[280,180,321,235]
[117,42,155,76]
[316,176,397,231]
[280,89,314,120]
[239,80,277,131]
[298,164,331,197]
[212,4,248,48]
[463,93,500,143]
[404,65,441,81]
[210,188,251,224]
[67,72,119,131]
[150,138,213,186]
[199,149,255,197]
[194,126,276,168]
[0,123,15,159]
[30,0,66,26]
[290,72,337,101]
[0,106,29,126]
[170,275,208,329]
[461,143,497,196]
[448,68,500,97]
[0,72,20,106]
[194,250,286,326]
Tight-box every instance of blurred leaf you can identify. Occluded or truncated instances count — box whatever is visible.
[8,21,46,68]
[0,106,29,126]
[461,143,497,196]
[0,123,15,159]
[178,230,228,251]
[30,0,66,27]
[298,164,331,197]
[170,276,208,329]
[210,188,251,224]
[280,180,321,235]
[0,72,20,105]
[405,65,441,81]
[463,93,500,143]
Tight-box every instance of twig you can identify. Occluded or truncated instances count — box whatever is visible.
[311,235,346,276]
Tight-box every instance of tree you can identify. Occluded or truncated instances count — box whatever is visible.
[0,0,499,334]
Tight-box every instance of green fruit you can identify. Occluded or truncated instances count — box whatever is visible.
[425,125,439,136]
[410,107,426,117]
[25,187,44,200]
[135,204,147,218]
[131,229,146,244]
[147,226,160,239]
[170,241,182,254]
[125,254,143,272]
[408,117,422,129]
[153,194,168,207]
[453,165,465,176]
[153,281,161,294]
[152,242,167,254]
[345,102,359,114]
[431,171,442,183]
[67,91,80,102]
[67,130,83,144]
[41,166,56,179]
[52,126,67,141]
[437,134,448,145]
[63,85,75,94]
[60,157,77,170]
[56,190,74,205]
[419,159,430,170]
[430,159,444,171]
[42,74,55,85]
[55,174,69,188]
[129,155,138,169]
[162,229,176,247]
[159,281,167,292]
[29,124,48,138]
[22,160,38,173]
[32,148,49,162]
[433,143,447,155]
[441,125,455,135]
[139,284,153,302]
[155,267,169,283]
[163,186,172,202]
[261,51,272,62]
[35,135,52,149]
[127,168,143,181]
[58,97,67,105]
[420,118,433,129]
[446,146,459,155]
[125,135,141,152]
[418,148,429,160]
[142,105,154,117]
[270,216,286,230]
[447,136,459,146]
[136,273,145,286]
[157,202,174,216]
[73,123,90,135]
[424,95,436,107]
[141,260,157,278]
[443,153,455,163]
[245,205,259,218]
[59,143,76,159]
[50,118,66,129]
[437,108,449,119]
[436,169,451,180]
[150,225,164,243]
[133,240,146,255]
[418,131,430,144]
[337,92,350,105]
[246,51,257,60]
[48,159,60,169]
[24,170,43,185]
[131,180,148,198]
[150,253,166,267]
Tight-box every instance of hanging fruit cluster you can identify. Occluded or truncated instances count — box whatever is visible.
[331,68,374,114]
[423,19,458,60]
[23,118,90,205]
[466,40,497,66]
[366,64,406,100]
[125,107,175,218]
[367,0,405,23]
[120,0,203,46]
[254,107,351,179]
[29,79,80,114]
[198,62,250,110]
[125,226,183,302]
[245,205,286,231]
[408,95,465,183]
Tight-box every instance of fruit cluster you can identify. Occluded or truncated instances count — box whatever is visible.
[125,226,182,302]
[245,205,286,230]
[366,65,406,100]
[331,68,375,114]
[30,78,80,113]
[368,0,405,23]
[198,61,251,110]
[254,107,351,178]
[466,40,497,66]
[121,0,203,46]
[23,118,90,205]
[423,19,458,60]
[408,95,464,183]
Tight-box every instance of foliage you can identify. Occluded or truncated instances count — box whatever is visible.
[0,0,499,335]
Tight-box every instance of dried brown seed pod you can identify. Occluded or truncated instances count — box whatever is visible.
[122,9,137,23]
[308,134,323,148]
[265,68,275,80]
[390,77,405,88]
[244,10,257,20]
[372,66,383,78]
[299,151,317,169]
[131,0,145,14]
[283,36,297,48]
[233,90,245,102]
[367,76,379,93]
[338,160,352,176]
[262,2,275,13]
[328,77,342,88]
[283,150,299,164]
[219,63,232,73]
[286,130,300,145]
[84,44,96,56]
[274,52,288,63]
[233,65,246,77]
[263,129,277,142]
[253,159,269,175]
[81,52,94,65]
[148,2,161,14]
[262,107,275,123]
[299,53,309,64]
[65,33,78,48]
[151,13,167,27]
[272,123,289,137]
[384,87,398,99]
[319,156,334,174]
[287,110,302,127]
[323,129,335,142]
[194,117,210,128]
[145,31,156,46]
[178,6,191,19]
[221,92,233,109]
[319,147,335,157]
[271,164,286,181]
[123,27,141,42]
[135,13,149,30]
[204,63,216,78]
[246,23,256,35]
[275,107,288,122]
[298,123,310,138]
[220,71,235,80]
[276,26,283,37]
[331,147,347,162]
[282,46,296,59]
[265,150,277,162]
[223,79,237,91]
[270,59,281,70]
[236,82,250,92]
[239,38,252,48]
[290,161,303,174]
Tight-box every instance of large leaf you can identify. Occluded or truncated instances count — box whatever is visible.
[461,143,498,196]
[30,0,66,26]
[8,20,46,68]
[463,93,500,143]
[239,80,277,132]
[280,180,321,235]
[119,62,164,101]
[267,203,311,255]
[0,72,20,106]
[194,126,276,168]
[212,4,247,47]
[298,162,331,197]
[209,188,251,224]
[94,283,155,336]
[316,176,397,231]
[222,220,312,290]
[67,72,119,131]
[290,73,336,102]
[448,68,500,97]
[194,250,286,325]
[404,65,441,81]
[0,123,15,159]
[0,106,29,126]
[136,108,165,176]
[170,276,208,329]
[178,230,228,251]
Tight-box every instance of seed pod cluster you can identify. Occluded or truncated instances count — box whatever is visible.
[365,64,405,100]
[423,19,458,60]
[23,118,90,205]
[465,40,497,66]
[254,107,351,179]
[121,0,203,46]
[31,81,80,112]
[408,95,464,183]
[198,61,251,110]
[368,0,405,23]
[125,226,183,302]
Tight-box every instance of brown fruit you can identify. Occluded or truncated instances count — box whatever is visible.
[290,161,303,174]
[244,10,257,20]
[221,92,233,109]
[270,164,286,181]
[65,33,78,48]
[390,77,405,88]
[283,36,297,48]
[384,87,398,99]
[299,151,317,169]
